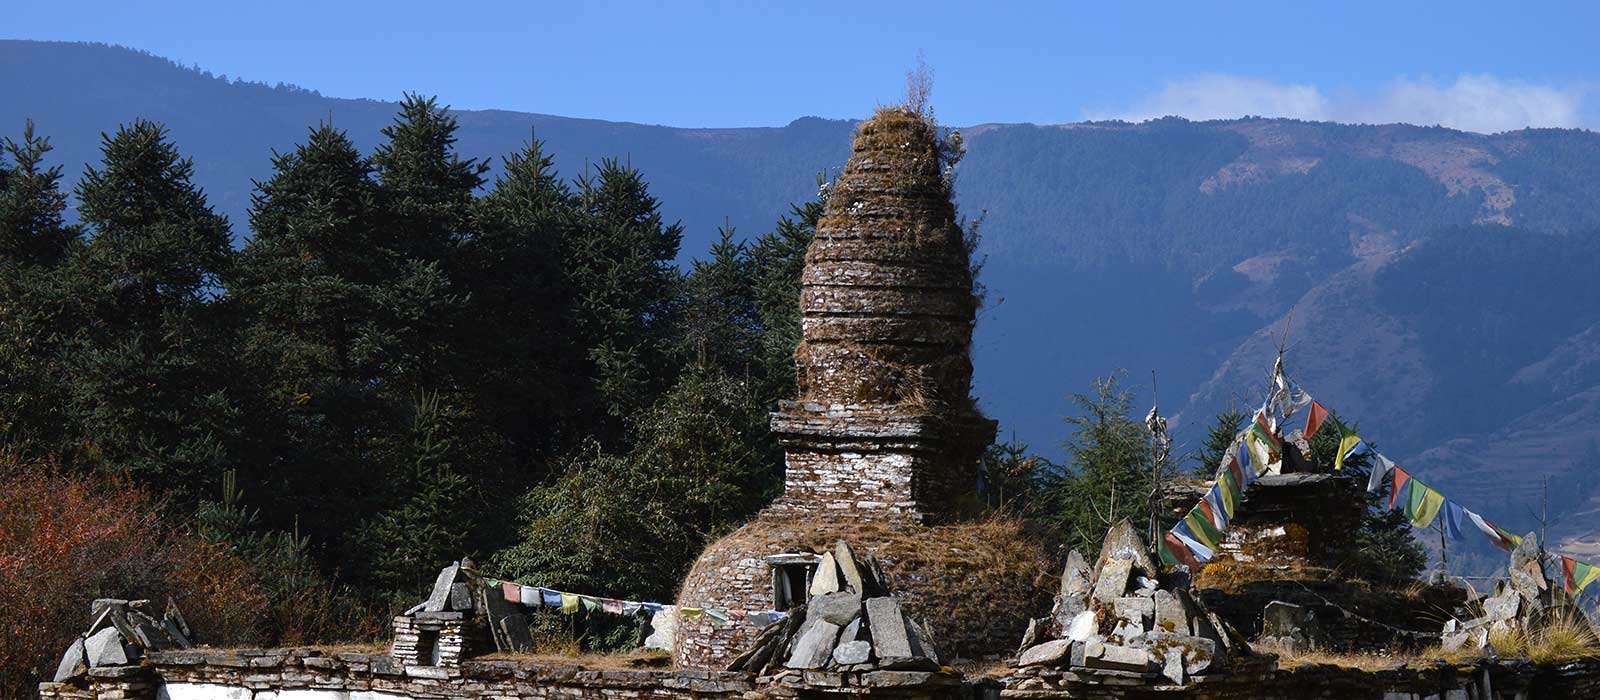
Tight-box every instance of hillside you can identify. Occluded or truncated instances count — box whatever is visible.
[7,40,1600,551]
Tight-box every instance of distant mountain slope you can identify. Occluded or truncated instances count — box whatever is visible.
[8,40,1600,544]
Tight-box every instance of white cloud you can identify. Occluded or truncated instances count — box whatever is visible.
[1091,73,1593,133]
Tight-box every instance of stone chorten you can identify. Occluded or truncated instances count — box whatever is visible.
[769,106,996,523]
[672,108,1034,670]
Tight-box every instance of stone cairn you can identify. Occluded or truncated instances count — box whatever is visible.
[1012,521,1250,687]
[726,541,943,679]
[767,106,996,525]
[1442,533,1599,653]
[391,557,504,667]
[53,598,193,685]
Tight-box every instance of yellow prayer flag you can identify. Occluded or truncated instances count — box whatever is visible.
[560,592,579,614]
[1411,486,1446,528]
[1334,432,1362,471]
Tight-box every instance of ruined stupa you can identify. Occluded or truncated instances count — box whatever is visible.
[767,105,996,523]
[672,107,1041,669]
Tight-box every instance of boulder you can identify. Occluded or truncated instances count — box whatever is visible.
[786,618,842,669]
[832,640,872,666]
[1092,559,1133,605]
[1018,618,1045,652]
[1065,610,1097,642]
[1160,649,1185,685]
[84,627,130,667]
[866,597,914,658]
[811,590,863,625]
[1095,519,1159,581]
[835,541,866,594]
[53,638,87,683]
[1484,588,1520,621]
[1508,534,1547,609]
[423,563,460,612]
[1085,640,1151,672]
[1152,590,1187,634]
[1261,601,1326,651]
[449,582,474,611]
[1051,550,1091,635]
[907,617,940,664]
[809,552,841,596]
[1114,596,1154,625]
[1018,639,1074,667]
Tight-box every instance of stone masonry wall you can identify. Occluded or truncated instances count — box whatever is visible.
[38,650,976,700]
[39,647,1600,700]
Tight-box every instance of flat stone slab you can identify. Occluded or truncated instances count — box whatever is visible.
[811,590,862,625]
[833,640,872,665]
[809,552,841,596]
[866,597,913,658]
[1018,639,1074,667]
[1092,559,1133,605]
[85,627,129,667]
[786,618,842,669]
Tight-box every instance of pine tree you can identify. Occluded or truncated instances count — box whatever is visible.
[1310,417,1425,583]
[234,123,389,539]
[682,225,759,378]
[371,94,485,392]
[568,159,684,436]
[1192,404,1246,477]
[66,120,238,500]
[0,121,80,454]
[354,392,472,604]
[372,94,488,264]
[463,136,585,468]
[1040,371,1155,555]
[748,196,823,401]
[0,121,76,266]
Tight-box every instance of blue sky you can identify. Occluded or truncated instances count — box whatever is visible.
[11,0,1600,132]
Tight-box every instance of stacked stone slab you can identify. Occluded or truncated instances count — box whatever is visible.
[726,541,941,677]
[52,598,192,684]
[1442,532,1599,653]
[1014,521,1250,686]
[768,106,996,525]
[391,558,504,666]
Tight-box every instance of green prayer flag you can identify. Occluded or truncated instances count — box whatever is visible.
[1185,508,1222,548]
[1405,480,1445,528]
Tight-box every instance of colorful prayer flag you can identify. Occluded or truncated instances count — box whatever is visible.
[601,598,625,615]
[1170,528,1215,562]
[1390,467,1413,510]
[1202,487,1230,530]
[1442,501,1467,540]
[1163,532,1204,571]
[1368,453,1395,493]
[1404,480,1445,528]
[1216,472,1239,519]
[680,607,704,620]
[502,581,520,603]
[540,588,562,608]
[1334,420,1363,472]
[560,593,579,614]
[519,585,539,606]
[1563,556,1600,594]
[1183,508,1223,549]
[1464,509,1521,553]
[1249,410,1282,463]
[1305,400,1330,440]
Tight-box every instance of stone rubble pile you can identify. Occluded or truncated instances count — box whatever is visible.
[1013,520,1249,686]
[1442,533,1599,653]
[53,598,193,683]
[726,540,943,677]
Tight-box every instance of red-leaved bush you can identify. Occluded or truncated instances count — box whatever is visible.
[0,458,269,696]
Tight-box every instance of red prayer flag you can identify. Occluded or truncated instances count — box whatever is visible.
[1563,556,1578,592]
[1389,467,1412,510]
[1305,401,1330,439]
[502,581,520,602]
[1164,532,1203,572]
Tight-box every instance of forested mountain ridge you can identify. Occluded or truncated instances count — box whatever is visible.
[7,39,1600,561]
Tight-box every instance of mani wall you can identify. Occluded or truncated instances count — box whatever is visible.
[37,647,1600,700]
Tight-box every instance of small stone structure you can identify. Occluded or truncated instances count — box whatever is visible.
[51,598,193,686]
[1441,532,1594,653]
[1014,521,1249,687]
[726,540,942,676]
